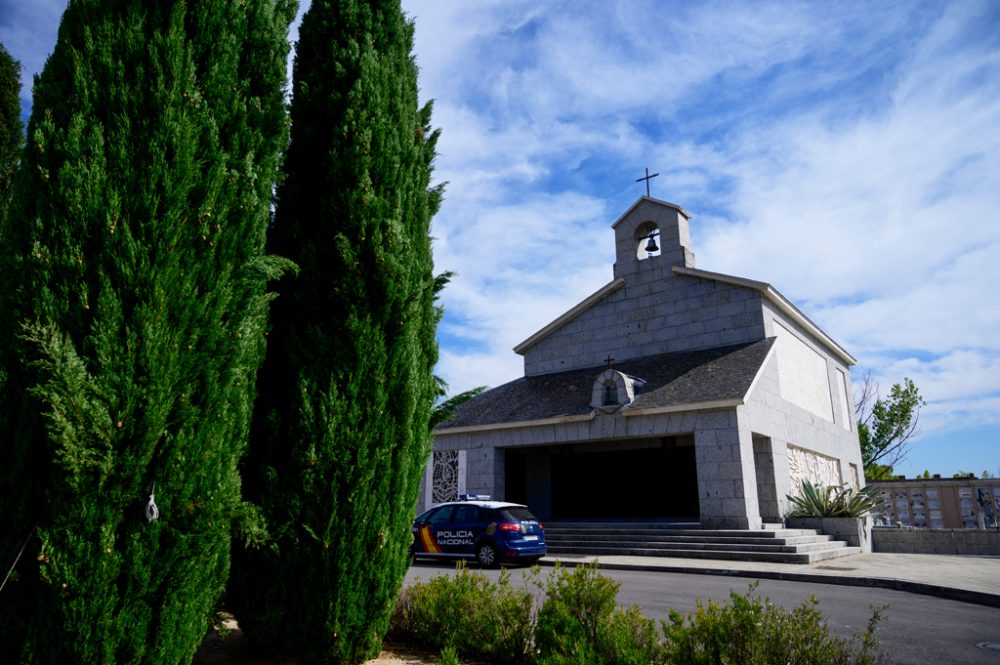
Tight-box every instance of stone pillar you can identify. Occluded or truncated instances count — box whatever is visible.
[752,435,779,523]
[770,439,793,520]
[465,447,499,498]
[421,461,433,511]
[752,435,792,523]
[695,415,762,530]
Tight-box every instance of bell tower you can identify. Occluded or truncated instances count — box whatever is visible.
[612,196,695,279]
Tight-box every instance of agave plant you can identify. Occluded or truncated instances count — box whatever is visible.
[786,479,882,518]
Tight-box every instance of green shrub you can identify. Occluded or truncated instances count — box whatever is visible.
[390,563,534,664]
[662,582,887,665]
[599,605,668,665]
[437,645,461,665]
[787,479,883,517]
[390,565,886,665]
[534,562,619,663]
[534,562,666,665]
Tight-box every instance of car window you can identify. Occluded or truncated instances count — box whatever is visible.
[500,506,537,522]
[452,505,481,524]
[426,506,454,525]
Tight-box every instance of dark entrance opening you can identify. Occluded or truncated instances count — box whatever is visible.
[550,438,698,519]
[505,449,528,505]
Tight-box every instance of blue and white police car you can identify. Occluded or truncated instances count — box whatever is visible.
[411,495,546,567]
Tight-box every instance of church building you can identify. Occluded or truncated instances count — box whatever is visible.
[422,196,864,529]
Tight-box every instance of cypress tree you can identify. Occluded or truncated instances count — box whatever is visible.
[229,1,441,662]
[0,43,22,221]
[0,1,294,663]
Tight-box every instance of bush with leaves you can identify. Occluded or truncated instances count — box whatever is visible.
[533,563,668,665]
[390,563,534,664]
[663,582,887,665]
[390,564,886,665]
[787,479,883,518]
[534,563,617,659]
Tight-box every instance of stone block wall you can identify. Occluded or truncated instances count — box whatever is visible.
[873,527,1000,555]
[523,269,766,376]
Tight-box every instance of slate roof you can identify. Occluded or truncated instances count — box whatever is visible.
[437,338,775,430]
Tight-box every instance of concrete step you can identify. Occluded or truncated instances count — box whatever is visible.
[541,523,859,565]
[546,545,861,564]
[546,539,844,554]
[545,527,821,539]
[544,534,834,546]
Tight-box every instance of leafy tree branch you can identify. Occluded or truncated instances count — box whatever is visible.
[855,374,925,480]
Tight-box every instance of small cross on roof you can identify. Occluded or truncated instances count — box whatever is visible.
[636,167,659,197]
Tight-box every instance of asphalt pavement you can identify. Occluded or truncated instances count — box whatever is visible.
[537,551,1000,608]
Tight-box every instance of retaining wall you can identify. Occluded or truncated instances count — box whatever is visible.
[873,527,1000,555]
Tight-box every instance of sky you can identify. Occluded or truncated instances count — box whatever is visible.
[2,1,998,478]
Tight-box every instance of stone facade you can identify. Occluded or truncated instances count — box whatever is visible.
[423,197,866,529]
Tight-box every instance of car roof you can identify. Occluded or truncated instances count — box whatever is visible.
[430,500,526,510]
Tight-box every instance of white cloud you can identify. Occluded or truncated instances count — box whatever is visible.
[5,0,997,471]
[411,1,1000,458]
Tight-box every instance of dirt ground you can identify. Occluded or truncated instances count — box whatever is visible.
[192,613,437,665]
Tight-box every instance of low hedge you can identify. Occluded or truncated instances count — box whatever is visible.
[390,562,887,665]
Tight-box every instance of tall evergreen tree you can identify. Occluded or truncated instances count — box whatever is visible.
[0,1,294,662]
[0,43,22,221]
[229,1,441,662]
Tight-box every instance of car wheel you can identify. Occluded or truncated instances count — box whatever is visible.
[476,542,497,568]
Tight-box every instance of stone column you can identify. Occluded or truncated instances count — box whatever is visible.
[695,413,762,530]
[465,446,499,498]
[753,435,792,523]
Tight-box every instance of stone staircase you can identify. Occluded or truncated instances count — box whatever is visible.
[543,522,860,564]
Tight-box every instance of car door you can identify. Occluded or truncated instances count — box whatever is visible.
[414,505,453,555]
[446,504,484,557]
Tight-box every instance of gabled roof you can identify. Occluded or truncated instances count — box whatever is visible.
[511,264,855,366]
[436,339,775,434]
[610,195,691,227]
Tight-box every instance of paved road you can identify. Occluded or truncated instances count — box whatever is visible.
[406,562,1000,665]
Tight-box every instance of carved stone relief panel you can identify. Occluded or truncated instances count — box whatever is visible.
[787,444,842,489]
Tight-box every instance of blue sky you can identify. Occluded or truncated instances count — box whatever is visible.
[2,1,998,477]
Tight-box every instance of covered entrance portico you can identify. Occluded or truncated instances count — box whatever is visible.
[503,435,699,521]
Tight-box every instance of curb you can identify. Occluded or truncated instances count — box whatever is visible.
[538,557,1000,609]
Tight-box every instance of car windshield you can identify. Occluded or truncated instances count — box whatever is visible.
[500,506,537,522]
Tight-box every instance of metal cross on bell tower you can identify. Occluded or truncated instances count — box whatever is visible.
[636,167,659,197]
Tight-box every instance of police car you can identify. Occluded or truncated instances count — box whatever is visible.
[410,495,546,567]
